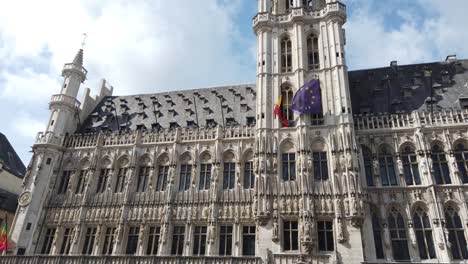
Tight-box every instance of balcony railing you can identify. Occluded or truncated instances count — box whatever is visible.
[0,256,262,264]
[50,94,81,109]
[354,110,468,132]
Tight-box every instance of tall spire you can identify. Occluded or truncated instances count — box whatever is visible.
[72,48,84,67]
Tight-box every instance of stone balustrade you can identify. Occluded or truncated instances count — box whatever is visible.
[354,110,468,132]
[50,94,81,109]
[63,125,254,149]
[253,2,346,28]
[35,131,65,147]
[0,256,262,264]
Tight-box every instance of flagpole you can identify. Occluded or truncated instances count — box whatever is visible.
[193,96,199,127]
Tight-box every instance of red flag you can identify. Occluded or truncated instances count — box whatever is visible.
[274,96,289,127]
[0,222,7,253]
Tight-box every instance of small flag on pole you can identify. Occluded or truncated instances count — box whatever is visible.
[274,96,289,127]
[291,79,322,115]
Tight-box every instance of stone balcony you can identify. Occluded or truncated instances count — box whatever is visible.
[35,131,65,148]
[253,2,346,29]
[0,256,261,264]
[50,94,81,110]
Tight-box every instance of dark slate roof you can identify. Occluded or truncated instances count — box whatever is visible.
[0,133,26,178]
[349,58,468,114]
[78,58,468,133]
[0,189,18,213]
[78,84,257,133]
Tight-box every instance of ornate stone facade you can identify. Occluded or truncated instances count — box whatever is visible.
[7,0,468,263]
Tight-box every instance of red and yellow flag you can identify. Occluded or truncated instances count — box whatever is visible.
[0,222,7,253]
[274,96,289,127]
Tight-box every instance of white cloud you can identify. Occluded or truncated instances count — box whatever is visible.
[12,113,46,140]
[345,0,468,70]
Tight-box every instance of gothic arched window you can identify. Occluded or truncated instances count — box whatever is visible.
[243,151,254,189]
[307,34,320,70]
[281,36,292,73]
[362,146,374,187]
[401,146,421,186]
[285,0,294,11]
[282,152,296,181]
[378,146,397,186]
[371,210,385,259]
[431,144,451,184]
[455,143,468,183]
[388,208,410,261]
[413,207,436,259]
[445,206,468,259]
[281,84,294,125]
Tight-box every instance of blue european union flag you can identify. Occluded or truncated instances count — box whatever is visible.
[291,79,322,114]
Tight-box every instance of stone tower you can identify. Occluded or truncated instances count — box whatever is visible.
[253,0,365,262]
[10,49,87,255]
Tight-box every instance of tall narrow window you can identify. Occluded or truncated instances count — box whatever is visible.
[60,228,72,255]
[171,226,185,255]
[362,146,374,186]
[281,37,292,73]
[223,162,236,190]
[317,221,334,252]
[179,165,192,191]
[82,227,97,255]
[402,146,421,185]
[307,35,320,70]
[379,146,398,186]
[219,225,233,256]
[156,165,169,191]
[75,170,87,194]
[102,227,116,255]
[388,208,410,261]
[445,206,468,259]
[244,161,254,189]
[193,226,207,255]
[126,227,140,255]
[58,170,72,194]
[371,212,384,259]
[96,169,110,193]
[41,228,56,254]
[199,163,212,190]
[282,153,296,181]
[115,168,128,193]
[136,166,150,192]
[313,151,328,181]
[283,221,299,251]
[280,85,294,124]
[455,143,468,183]
[413,207,436,259]
[432,145,451,184]
[242,226,256,256]
[146,226,161,255]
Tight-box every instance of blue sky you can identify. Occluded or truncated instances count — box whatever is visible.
[1,0,468,164]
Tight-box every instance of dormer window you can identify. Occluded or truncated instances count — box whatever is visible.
[206,119,217,128]
[459,97,468,110]
[152,123,162,131]
[185,108,195,116]
[204,107,214,115]
[168,109,178,117]
[136,124,146,131]
[169,122,180,129]
[246,116,256,126]
[226,118,238,127]
[187,120,198,128]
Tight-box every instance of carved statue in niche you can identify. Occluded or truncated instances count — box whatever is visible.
[415,128,425,151]
[272,219,279,241]
[427,156,434,172]
[420,159,429,175]
[272,156,278,174]
[340,153,346,172]
[337,218,345,243]
[253,157,259,175]
[397,157,404,175]
[346,152,353,169]
[272,0,278,14]
[260,156,265,174]
[373,158,380,176]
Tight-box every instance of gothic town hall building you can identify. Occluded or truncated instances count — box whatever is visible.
[6,0,468,263]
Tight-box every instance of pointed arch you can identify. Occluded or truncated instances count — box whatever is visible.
[444,204,468,259]
[280,138,296,182]
[400,143,421,186]
[280,35,292,73]
[280,83,294,126]
[412,205,436,259]
[387,206,410,261]
[243,149,255,189]
[306,33,320,70]
[431,143,451,184]
[378,144,397,186]
[361,145,374,187]
[453,140,468,183]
